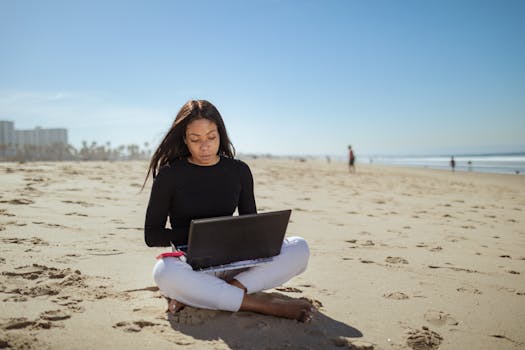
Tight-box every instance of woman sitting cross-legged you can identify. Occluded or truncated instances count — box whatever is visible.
[143,99,314,322]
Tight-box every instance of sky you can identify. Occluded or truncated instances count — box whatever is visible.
[1,0,524,157]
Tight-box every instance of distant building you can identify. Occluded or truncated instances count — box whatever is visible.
[0,120,15,146]
[0,121,68,147]
[15,127,68,146]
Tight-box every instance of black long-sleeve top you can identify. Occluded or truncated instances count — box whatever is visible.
[144,156,257,247]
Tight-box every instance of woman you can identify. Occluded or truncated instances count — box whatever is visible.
[144,100,313,322]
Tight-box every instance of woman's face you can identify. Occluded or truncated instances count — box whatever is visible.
[185,118,220,166]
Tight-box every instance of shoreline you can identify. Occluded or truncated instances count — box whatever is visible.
[2,150,524,176]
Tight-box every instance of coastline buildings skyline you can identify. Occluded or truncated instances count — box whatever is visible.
[0,120,151,162]
[0,120,68,147]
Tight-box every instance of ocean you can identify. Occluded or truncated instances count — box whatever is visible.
[364,153,525,175]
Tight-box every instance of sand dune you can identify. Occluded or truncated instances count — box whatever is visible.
[1,159,524,349]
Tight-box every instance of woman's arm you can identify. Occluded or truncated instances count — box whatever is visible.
[144,169,176,247]
[237,161,257,215]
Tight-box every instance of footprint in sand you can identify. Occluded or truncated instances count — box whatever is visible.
[61,200,95,207]
[424,310,458,326]
[23,175,48,182]
[40,310,71,321]
[406,326,443,350]
[360,259,375,264]
[0,316,59,331]
[385,256,409,264]
[0,330,42,349]
[275,286,303,293]
[95,196,118,201]
[0,209,15,217]
[293,207,308,212]
[32,222,65,228]
[53,253,84,265]
[65,212,88,217]
[345,240,358,249]
[113,320,162,332]
[383,292,409,300]
[0,198,34,205]
[1,264,87,298]
[1,318,40,330]
[428,265,478,273]
[2,295,28,302]
[2,264,50,280]
[456,287,482,295]
[51,296,85,312]
[0,237,49,246]
[86,248,124,256]
[115,227,143,231]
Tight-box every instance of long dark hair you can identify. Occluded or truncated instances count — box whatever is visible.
[143,100,235,188]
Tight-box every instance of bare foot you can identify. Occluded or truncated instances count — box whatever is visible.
[166,297,186,314]
[240,293,315,322]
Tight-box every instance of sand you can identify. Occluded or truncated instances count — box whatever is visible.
[0,158,524,350]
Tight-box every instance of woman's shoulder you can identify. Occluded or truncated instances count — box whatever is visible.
[222,157,251,170]
[155,159,187,178]
[222,158,253,181]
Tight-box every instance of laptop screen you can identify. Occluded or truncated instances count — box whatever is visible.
[185,210,291,270]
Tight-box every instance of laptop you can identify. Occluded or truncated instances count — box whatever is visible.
[174,209,292,272]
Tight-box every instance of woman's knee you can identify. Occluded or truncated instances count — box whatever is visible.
[283,236,309,273]
[152,258,190,297]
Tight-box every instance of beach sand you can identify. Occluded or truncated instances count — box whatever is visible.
[1,158,524,349]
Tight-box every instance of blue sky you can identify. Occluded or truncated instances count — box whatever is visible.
[1,0,524,157]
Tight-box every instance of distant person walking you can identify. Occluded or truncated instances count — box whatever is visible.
[348,145,356,173]
[450,156,456,172]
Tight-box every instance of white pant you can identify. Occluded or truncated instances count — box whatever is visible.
[152,236,309,312]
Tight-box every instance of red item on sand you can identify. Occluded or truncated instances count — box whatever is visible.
[156,251,185,259]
